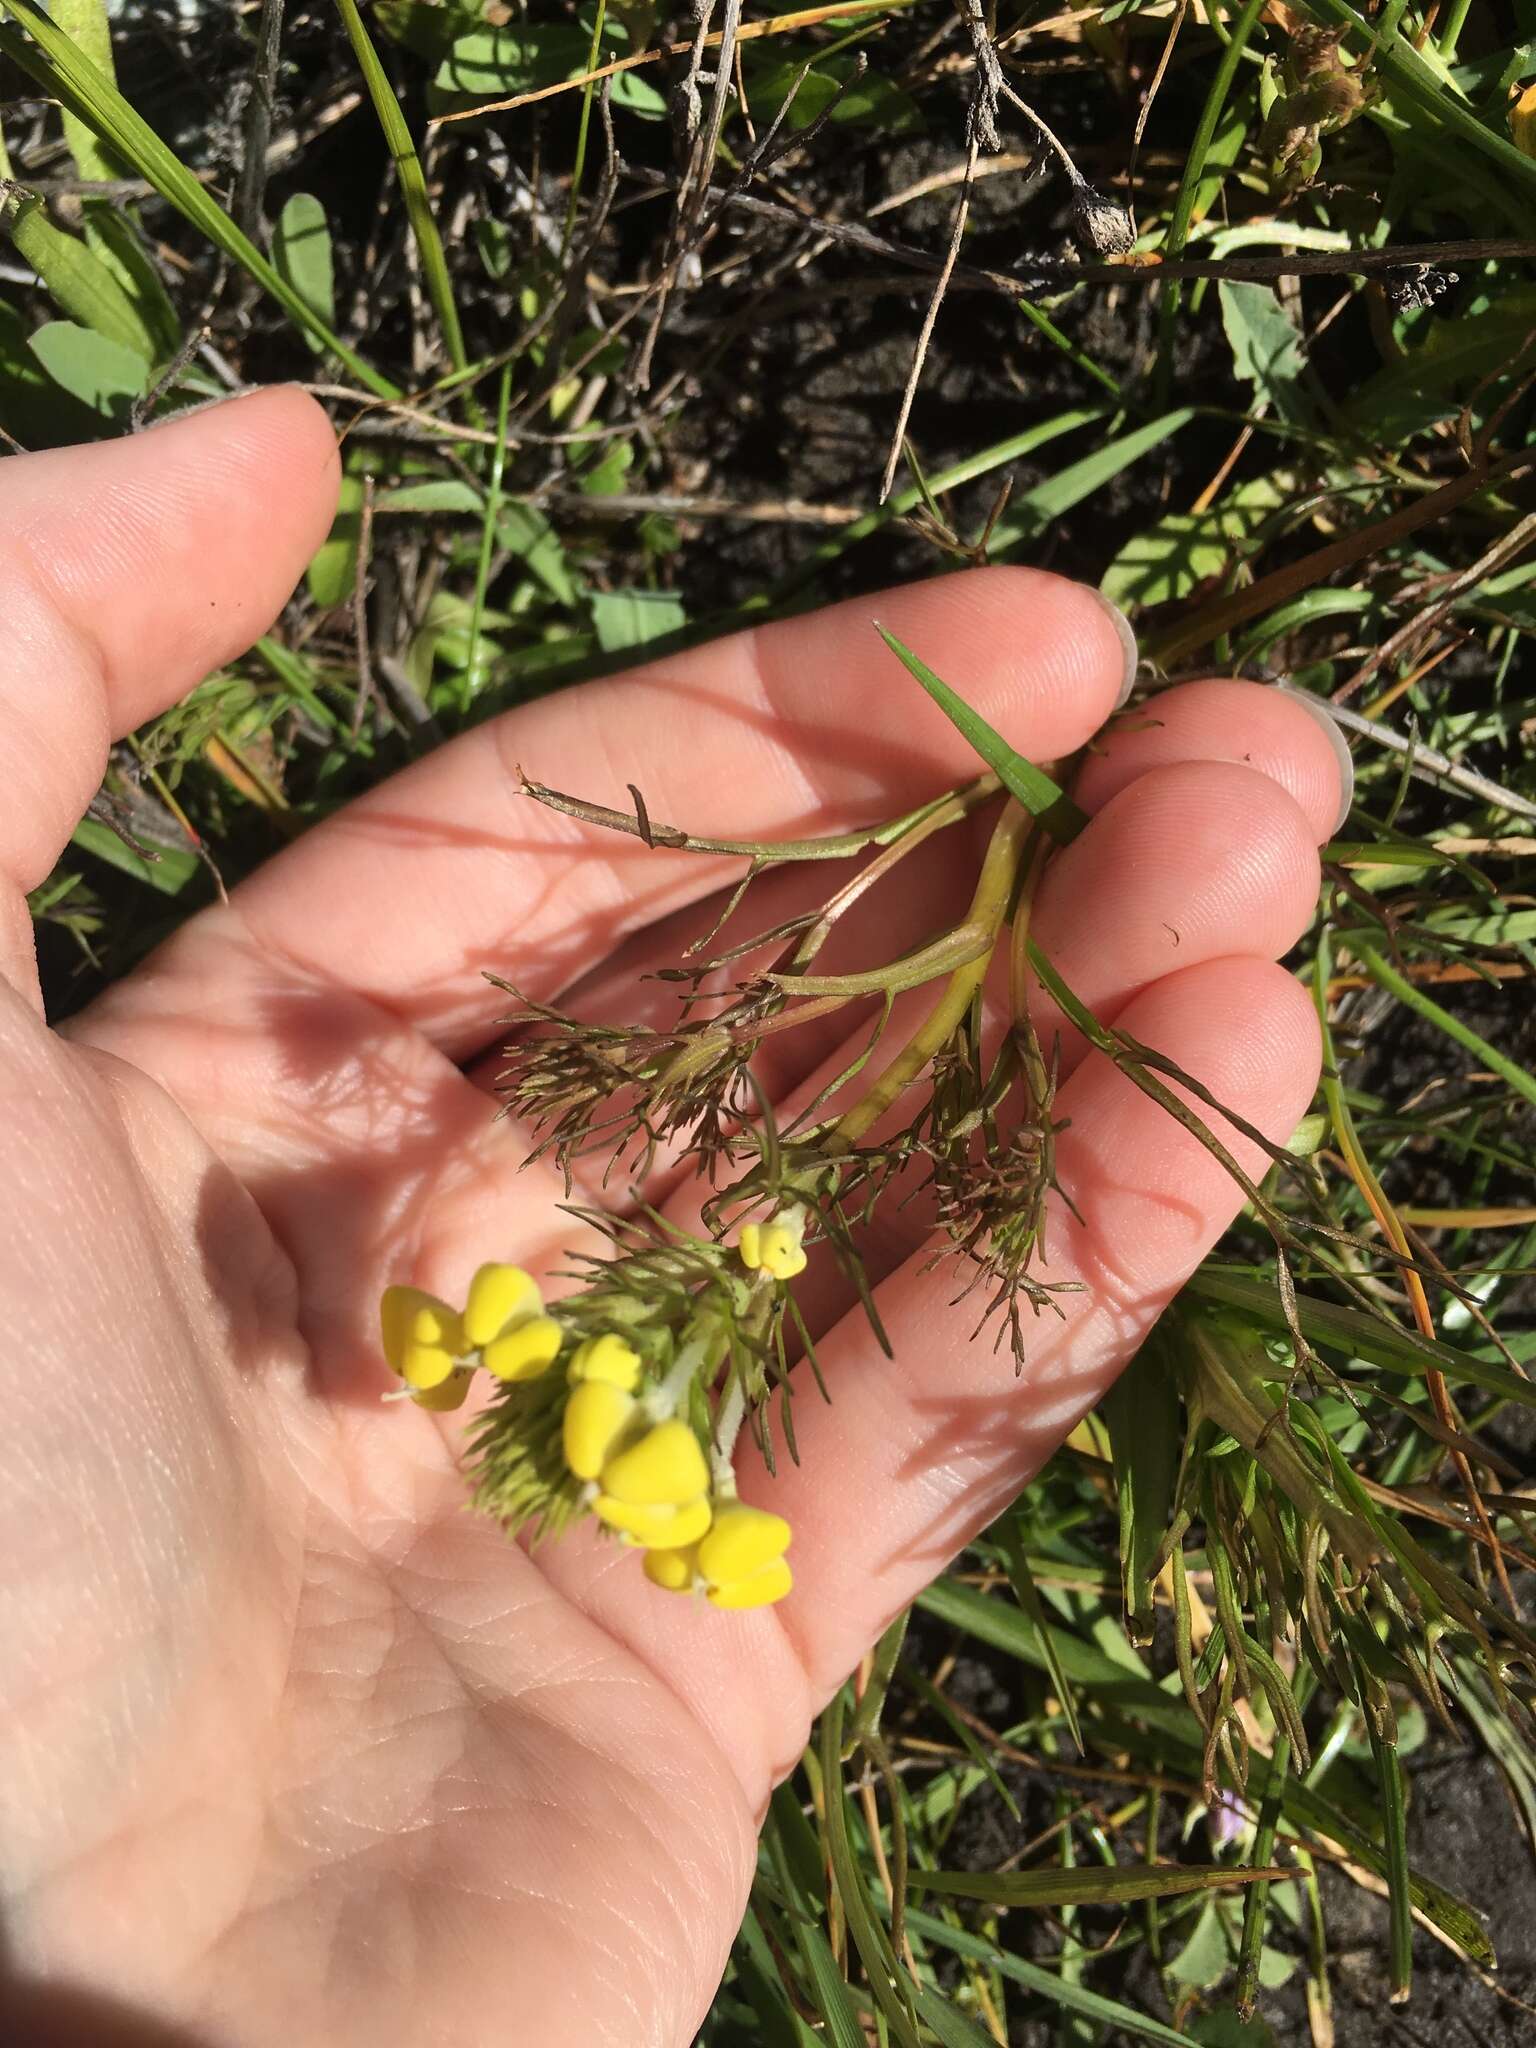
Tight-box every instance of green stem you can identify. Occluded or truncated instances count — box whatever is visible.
[1344,937,1536,1113]
[1152,0,1267,408]
[463,362,512,712]
[828,799,1032,1147]
[563,0,608,258]
[1437,0,1473,58]
[333,0,469,377]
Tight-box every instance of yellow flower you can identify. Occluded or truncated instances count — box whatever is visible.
[706,1558,792,1609]
[410,1368,475,1412]
[601,1420,710,1508]
[563,1380,636,1480]
[698,1503,793,1609]
[1512,80,1536,158]
[737,1218,807,1281]
[594,1494,713,1550]
[463,1263,541,1348]
[643,1547,698,1593]
[483,1315,563,1382]
[568,1333,643,1391]
[380,1287,465,1391]
[636,1503,795,1606]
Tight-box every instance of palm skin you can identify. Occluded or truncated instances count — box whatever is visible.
[0,393,1346,2048]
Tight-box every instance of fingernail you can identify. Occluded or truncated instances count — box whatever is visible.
[1091,589,1140,709]
[1275,682,1355,836]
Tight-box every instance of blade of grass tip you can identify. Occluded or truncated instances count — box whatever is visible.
[1367,1723,1413,2005]
[333,0,468,379]
[903,1906,1195,2048]
[896,1659,1022,1824]
[1234,1732,1291,2019]
[995,1520,1084,1755]
[761,410,1101,607]
[874,627,1087,843]
[846,1606,910,1756]
[1151,0,1266,407]
[463,363,512,712]
[908,1863,1291,1908]
[1346,937,1536,1113]
[0,0,396,397]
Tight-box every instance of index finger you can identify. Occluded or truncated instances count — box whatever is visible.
[224,569,1134,1058]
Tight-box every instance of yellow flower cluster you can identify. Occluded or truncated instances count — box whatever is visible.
[561,1356,792,1609]
[381,1263,564,1410]
[379,1262,795,1610]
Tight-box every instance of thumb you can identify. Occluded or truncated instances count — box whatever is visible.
[0,387,339,1004]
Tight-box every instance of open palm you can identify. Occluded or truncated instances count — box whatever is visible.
[0,393,1346,2048]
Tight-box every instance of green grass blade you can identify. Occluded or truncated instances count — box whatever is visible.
[0,0,396,396]
[333,0,468,375]
[1153,0,1266,400]
[1184,1267,1536,1407]
[1347,938,1536,1112]
[909,1864,1290,1908]
[1367,1725,1414,2003]
[1100,1329,1183,1645]
[990,410,1197,548]
[995,1520,1084,1754]
[817,1693,923,2048]
[903,1906,1195,2046]
[874,627,1088,843]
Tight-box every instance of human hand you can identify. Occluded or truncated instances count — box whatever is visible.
[0,392,1346,2047]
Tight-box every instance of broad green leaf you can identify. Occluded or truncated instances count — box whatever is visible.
[378,478,485,516]
[272,194,336,352]
[307,472,366,610]
[1219,280,1307,420]
[578,439,634,496]
[1,186,155,359]
[591,588,687,653]
[83,210,181,360]
[0,0,395,394]
[374,0,487,62]
[1101,477,1285,612]
[875,627,1087,842]
[1165,1895,1236,1990]
[0,297,96,441]
[71,817,200,896]
[28,319,148,416]
[436,24,591,96]
[498,502,579,606]
[1186,2011,1281,2047]
[746,52,920,133]
[909,1863,1289,1907]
